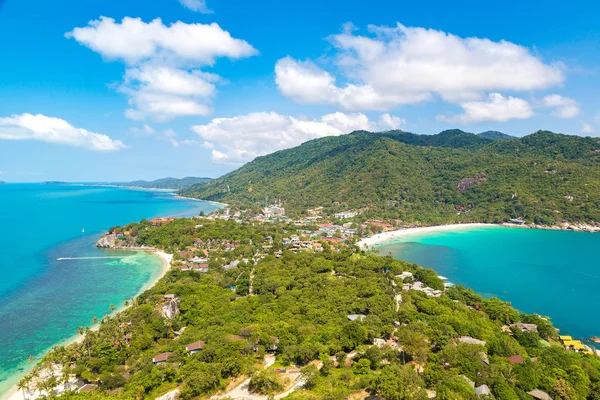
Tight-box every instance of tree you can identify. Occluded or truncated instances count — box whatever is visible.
[373,365,428,400]
[249,370,283,395]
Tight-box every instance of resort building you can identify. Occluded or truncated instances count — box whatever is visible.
[152,352,173,365]
[186,341,206,355]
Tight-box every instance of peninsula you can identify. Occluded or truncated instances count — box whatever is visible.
[15,209,600,399]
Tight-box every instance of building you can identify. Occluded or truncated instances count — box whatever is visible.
[334,211,358,219]
[186,340,206,355]
[507,355,524,364]
[152,352,173,365]
[263,205,285,218]
[510,323,538,333]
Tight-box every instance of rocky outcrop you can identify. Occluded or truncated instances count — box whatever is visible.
[503,222,600,232]
[96,234,118,248]
[457,174,487,192]
[161,299,180,320]
[156,389,180,400]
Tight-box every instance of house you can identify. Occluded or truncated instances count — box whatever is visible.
[152,352,173,365]
[507,355,524,364]
[334,211,358,219]
[229,334,245,341]
[347,314,367,321]
[457,336,486,346]
[192,264,209,273]
[475,384,492,398]
[527,389,552,400]
[265,336,279,352]
[396,271,413,280]
[510,323,538,333]
[508,217,525,225]
[190,256,208,264]
[186,341,206,355]
[150,218,174,226]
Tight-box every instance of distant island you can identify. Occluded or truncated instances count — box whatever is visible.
[108,176,212,190]
[182,129,600,226]
[41,181,69,185]
[0,181,6,185]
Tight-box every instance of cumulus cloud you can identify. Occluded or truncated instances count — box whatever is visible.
[437,93,534,124]
[582,123,595,134]
[66,17,257,120]
[543,94,580,118]
[276,23,564,111]
[0,114,126,151]
[379,113,405,130]
[179,0,211,13]
[192,111,376,164]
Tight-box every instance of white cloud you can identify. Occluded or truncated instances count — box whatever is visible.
[0,114,126,151]
[66,17,256,65]
[543,94,580,118]
[66,17,257,120]
[379,113,405,130]
[179,0,211,13]
[437,93,534,124]
[582,123,595,134]
[192,111,375,164]
[276,23,564,110]
[129,125,188,147]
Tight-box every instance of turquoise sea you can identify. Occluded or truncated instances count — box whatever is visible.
[376,225,600,345]
[0,184,220,397]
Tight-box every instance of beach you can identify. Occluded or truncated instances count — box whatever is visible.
[357,223,494,248]
[4,249,173,400]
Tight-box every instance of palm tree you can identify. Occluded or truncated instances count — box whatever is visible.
[91,316,98,325]
[17,377,28,400]
[110,303,115,313]
[124,300,130,308]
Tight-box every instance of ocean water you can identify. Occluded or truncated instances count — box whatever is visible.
[0,184,220,397]
[376,225,600,344]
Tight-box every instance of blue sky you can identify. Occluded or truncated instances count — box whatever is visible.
[0,0,599,182]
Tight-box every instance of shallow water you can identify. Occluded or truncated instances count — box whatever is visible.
[376,225,600,342]
[0,183,220,396]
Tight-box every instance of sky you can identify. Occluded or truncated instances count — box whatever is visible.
[1,0,599,182]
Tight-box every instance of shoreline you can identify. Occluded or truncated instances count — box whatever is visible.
[357,221,600,249]
[4,249,173,400]
[357,223,495,248]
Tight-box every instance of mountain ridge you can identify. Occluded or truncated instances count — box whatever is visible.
[182,129,600,225]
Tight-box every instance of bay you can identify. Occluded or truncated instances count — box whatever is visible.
[376,225,600,344]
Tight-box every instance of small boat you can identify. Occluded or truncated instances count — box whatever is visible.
[589,336,600,344]
[82,228,85,233]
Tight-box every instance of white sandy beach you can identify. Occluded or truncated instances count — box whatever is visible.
[357,223,495,249]
[4,250,173,400]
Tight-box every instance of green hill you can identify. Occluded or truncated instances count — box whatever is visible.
[112,176,212,190]
[182,130,600,225]
[478,130,516,141]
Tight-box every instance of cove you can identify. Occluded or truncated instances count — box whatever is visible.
[376,225,600,344]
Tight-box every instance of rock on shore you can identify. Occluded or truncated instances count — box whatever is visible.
[96,234,118,248]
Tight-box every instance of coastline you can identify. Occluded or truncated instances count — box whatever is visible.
[4,249,173,400]
[357,221,600,249]
[357,223,495,248]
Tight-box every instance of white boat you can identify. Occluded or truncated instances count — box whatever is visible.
[82,228,85,233]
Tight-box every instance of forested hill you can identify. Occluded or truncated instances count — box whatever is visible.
[112,176,212,190]
[181,130,600,225]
